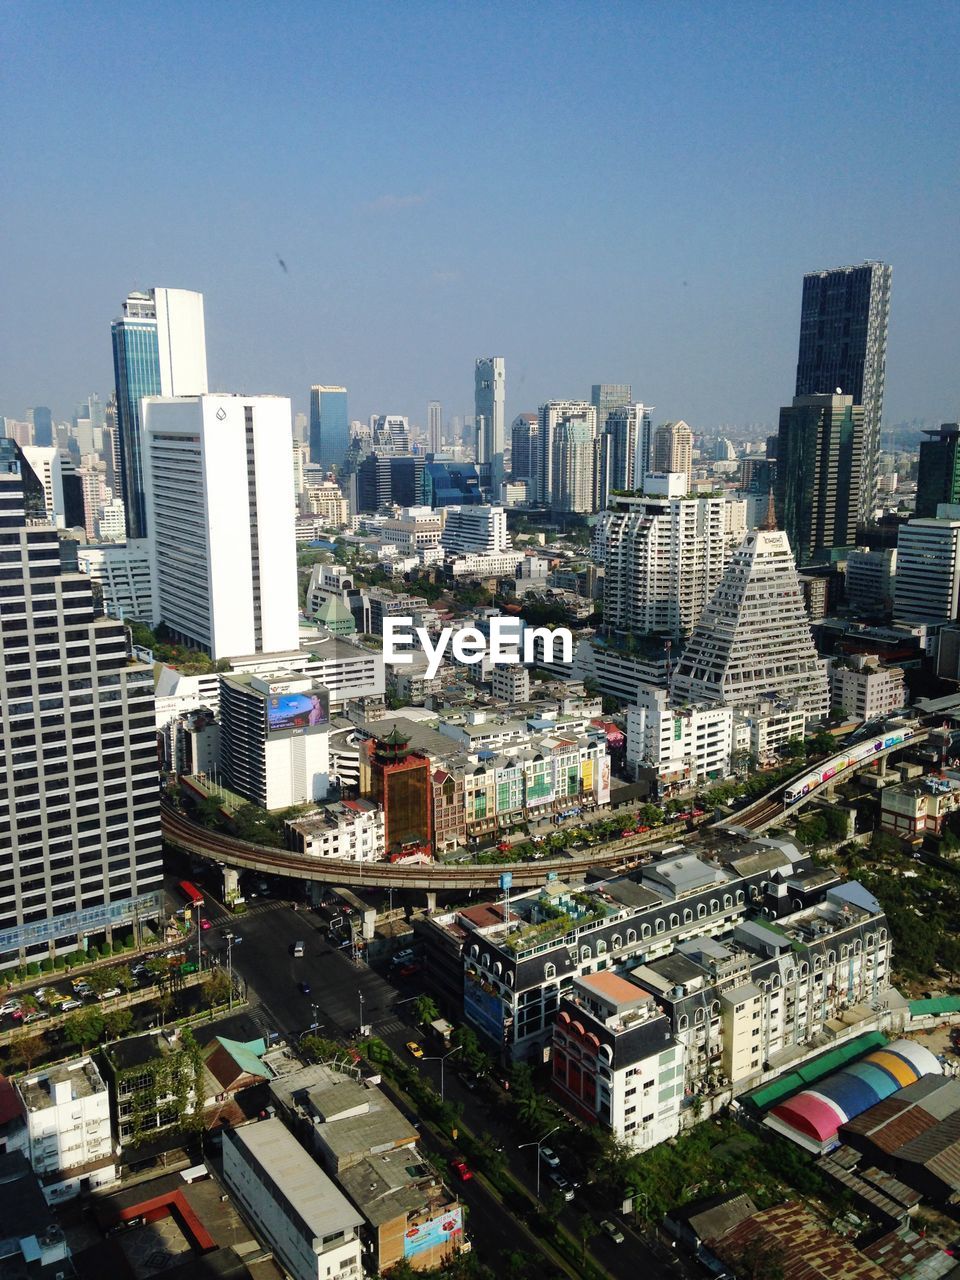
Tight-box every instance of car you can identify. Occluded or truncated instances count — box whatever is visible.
[397,963,421,978]
[600,1219,624,1244]
[9,1009,23,1021]
[449,1158,473,1182]
[60,999,82,1012]
[299,982,311,995]
[539,1147,560,1168]
[70,978,89,992]
[406,1041,425,1059]
[200,919,212,930]
[549,1171,574,1201]
[0,999,22,1016]
[34,986,49,1001]
[98,988,121,1000]
[23,1011,46,1025]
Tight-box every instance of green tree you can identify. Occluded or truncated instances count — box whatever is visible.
[414,994,440,1026]
[64,1008,104,1050]
[204,967,231,1007]
[452,1025,490,1075]
[10,1033,47,1072]
[86,966,119,996]
[103,1009,134,1039]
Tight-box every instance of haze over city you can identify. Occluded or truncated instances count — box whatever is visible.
[2,0,959,428]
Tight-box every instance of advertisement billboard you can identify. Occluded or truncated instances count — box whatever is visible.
[403,1207,463,1259]
[265,687,329,735]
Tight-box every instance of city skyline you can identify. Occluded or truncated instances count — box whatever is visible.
[1,4,958,430]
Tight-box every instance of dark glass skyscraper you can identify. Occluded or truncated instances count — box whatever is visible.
[774,393,863,565]
[31,407,53,447]
[795,262,891,524]
[309,385,349,472]
[915,423,960,519]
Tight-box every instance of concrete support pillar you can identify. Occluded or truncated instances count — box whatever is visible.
[877,754,888,778]
[425,891,437,913]
[222,866,240,906]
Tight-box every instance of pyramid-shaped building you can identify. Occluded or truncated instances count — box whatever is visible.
[670,529,828,718]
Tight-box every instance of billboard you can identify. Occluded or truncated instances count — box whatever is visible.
[403,1207,463,1259]
[265,687,329,735]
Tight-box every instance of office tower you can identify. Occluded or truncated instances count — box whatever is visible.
[552,415,597,513]
[97,498,127,542]
[30,407,53,447]
[713,437,736,462]
[510,414,538,483]
[536,402,597,504]
[671,529,829,718]
[423,459,482,508]
[774,393,864,564]
[795,262,892,522]
[591,383,633,430]
[77,466,106,540]
[370,414,410,453]
[652,421,693,479]
[441,505,509,555]
[141,394,299,660]
[368,726,432,856]
[0,447,162,970]
[293,411,309,445]
[19,446,66,526]
[915,423,960,519]
[475,357,506,487]
[220,672,330,808]
[3,419,33,447]
[598,403,654,507]
[845,547,896,615]
[353,454,425,513]
[309,385,349,472]
[599,490,747,639]
[428,401,443,454]
[111,287,208,539]
[740,458,777,495]
[893,517,960,625]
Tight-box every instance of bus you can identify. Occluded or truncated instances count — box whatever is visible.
[178,880,204,910]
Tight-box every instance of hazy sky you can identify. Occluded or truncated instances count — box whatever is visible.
[2,2,958,433]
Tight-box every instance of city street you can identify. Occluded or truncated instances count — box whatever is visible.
[203,889,696,1279]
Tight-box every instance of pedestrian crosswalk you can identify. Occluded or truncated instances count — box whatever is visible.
[373,1016,405,1036]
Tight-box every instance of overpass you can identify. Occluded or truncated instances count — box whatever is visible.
[161,804,685,892]
[718,728,929,835]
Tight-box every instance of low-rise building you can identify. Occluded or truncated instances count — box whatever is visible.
[102,1031,202,1147]
[77,538,153,622]
[880,774,960,841]
[285,800,385,862]
[627,685,733,796]
[552,973,683,1151]
[222,1118,363,1280]
[830,653,907,721]
[491,664,531,703]
[9,1056,116,1201]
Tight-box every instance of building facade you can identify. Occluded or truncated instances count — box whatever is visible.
[309,385,349,473]
[830,654,907,720]
[795,262,892,523]
[12,1057,116,1201]
[111,287,208,538]
[652,421,693,480]
[475,357,506,488]
[142,394,300,659]
[916,423,960,519]
[893,517,960,625]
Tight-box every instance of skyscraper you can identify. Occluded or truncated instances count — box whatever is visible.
[598,489,747,639]
[597,403,654,507]
[309,385,349,472]
[30,407,53,447]
[774,393,864,564]
[475,357,506,488]
[590,384,633,430]
[111,287,208,539]
[536,402,596,505]
[551,417,597,513]
[510,414,538,484]
[671,529,829,718]
[795,262,892,522]
[652,421,693,480]
[0,445,163,971]
[141,394,300,660]
[893,517,960,625]
[915,423,960,519]
[428,401,443,454]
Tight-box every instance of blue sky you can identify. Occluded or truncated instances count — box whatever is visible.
[1,1,958,432]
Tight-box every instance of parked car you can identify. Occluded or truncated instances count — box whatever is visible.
[0,999,22,1017]
[98,988,121,1001]
[449,1158,473,1182]
[539,1147,560,1168]
[60,999,82,1012]
[397,963,421,978]
[23,1011,46,1025]
[549,1171,575,1201]
[600,1219,624,1244]
[406,1040,425,1059]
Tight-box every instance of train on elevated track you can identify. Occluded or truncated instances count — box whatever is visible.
[782,726,919,806]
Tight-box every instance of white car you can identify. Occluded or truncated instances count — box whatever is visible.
[98,988,122,1000]
[0,999,22,1017]
[601,1219,625,1244]
[549,1171,575,1201]
[539,1147,561,1168]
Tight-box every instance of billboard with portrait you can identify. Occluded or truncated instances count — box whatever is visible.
[265,687,329,735]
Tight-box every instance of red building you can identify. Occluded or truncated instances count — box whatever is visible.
[368,727,433,857]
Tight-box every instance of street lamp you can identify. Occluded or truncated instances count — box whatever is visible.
[421,1044,462,1103]
[358,989,364,1036]
[518,1123,562,1203]
[223,932,235,1011]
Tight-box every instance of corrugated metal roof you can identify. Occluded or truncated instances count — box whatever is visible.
[745,1032,887,1112]
[896,1111,960,1192]
[909,996,960,1016]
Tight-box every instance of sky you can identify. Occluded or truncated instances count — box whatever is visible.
[1,1,958,434]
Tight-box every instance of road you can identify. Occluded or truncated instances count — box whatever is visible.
[204,889,697,1279]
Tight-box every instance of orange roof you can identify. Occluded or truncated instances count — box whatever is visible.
[579,971,651,1005]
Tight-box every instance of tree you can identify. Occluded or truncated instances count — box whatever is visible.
[64,1008,104,1050]
[204,967,231,1008]
[453,1025,490,1075]
[103,1009,133,1039]
[10,1034,47,1072]
[414,994,440,1026]
[117,965,139,994]
[515,1089,551,1133]
[86,967,119,996]
[156,987,174,1027]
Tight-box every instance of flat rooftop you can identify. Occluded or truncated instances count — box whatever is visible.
[227,1118,362,1238]
[19,1056,105,1110]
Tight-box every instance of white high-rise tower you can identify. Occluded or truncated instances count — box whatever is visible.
[671,529,829,717]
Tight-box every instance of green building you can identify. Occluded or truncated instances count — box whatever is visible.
[915,423,960,519]
[774,393,863,565]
